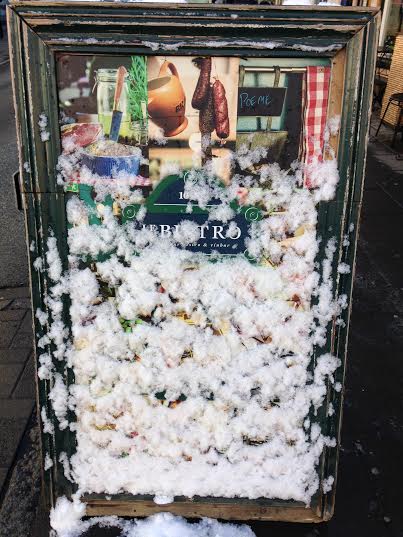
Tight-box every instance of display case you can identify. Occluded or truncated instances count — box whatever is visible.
[8,0,379,523]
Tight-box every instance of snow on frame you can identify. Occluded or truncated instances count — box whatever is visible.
[39,113,50,142]
[41,116,347,515]
[50,37,341,54]
[50,497,255,537]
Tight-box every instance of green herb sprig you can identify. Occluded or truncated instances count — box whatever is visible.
[128,56,148,123]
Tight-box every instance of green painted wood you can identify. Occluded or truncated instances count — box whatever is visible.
[22,28,62,193]
[22,191,74,504]
[21,193,55,510]
[8,11,60,508]
[11,2,377,60]
[6,8,33,194]
[321,12,381,521]
[8,11,75,487]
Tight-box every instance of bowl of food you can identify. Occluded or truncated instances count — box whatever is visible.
[81,140,141,177]
[61,122,103,152]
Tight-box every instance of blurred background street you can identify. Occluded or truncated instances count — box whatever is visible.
[0,37,28,288]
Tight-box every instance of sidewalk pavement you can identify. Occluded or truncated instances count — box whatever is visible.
[0,33,29,288]
[0,287,35,498]
[0,32,9,67]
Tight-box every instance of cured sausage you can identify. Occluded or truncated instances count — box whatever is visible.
[212,79,229,139]
[199,87,214,166]
[192,57,211,110]
[199,85,215,135]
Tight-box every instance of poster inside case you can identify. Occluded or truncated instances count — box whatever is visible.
[53,51,343,501]
[57,54,331,257]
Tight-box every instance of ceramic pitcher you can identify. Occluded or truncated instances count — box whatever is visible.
[148,61,188,137]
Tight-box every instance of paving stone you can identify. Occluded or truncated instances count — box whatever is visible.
[0,467,8,492]
[0,412,41,537]
[0,364,24,397]
[0,300,11,311]
[0,287,30,300]
[0,321,19,348]
[0,401,35,472]
[0,418,30,468]
[19,312,33,334]
[361,188,400,216]
[12,357,36,400]
[0,348,31,364]
[0,399,35,419]
[10,331,34,349]
[9,298,32,310]
[0,309,26,321]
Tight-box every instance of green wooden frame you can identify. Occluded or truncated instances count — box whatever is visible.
[7,0,379,523]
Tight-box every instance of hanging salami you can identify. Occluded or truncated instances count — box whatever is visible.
[192,57,212,110]
[212,79,229,139]
[199,85,215,135]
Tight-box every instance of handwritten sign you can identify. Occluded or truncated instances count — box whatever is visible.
[238,87,286,117]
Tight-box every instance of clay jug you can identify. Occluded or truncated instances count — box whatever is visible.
[148,61,188,137]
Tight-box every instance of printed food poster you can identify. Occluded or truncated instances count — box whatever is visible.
[57,54,149,185]
[52,53,340,505]
[56,53,329,256]
[147,56,239,185]
[56,54,310,190]
[236,58,304,171]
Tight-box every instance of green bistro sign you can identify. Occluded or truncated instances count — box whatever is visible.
[121,175,262,256]
[70,174,263,257]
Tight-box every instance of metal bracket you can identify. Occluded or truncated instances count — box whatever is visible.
[13,170,23,211]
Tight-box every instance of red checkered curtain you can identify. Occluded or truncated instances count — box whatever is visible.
[303,66,331,188]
